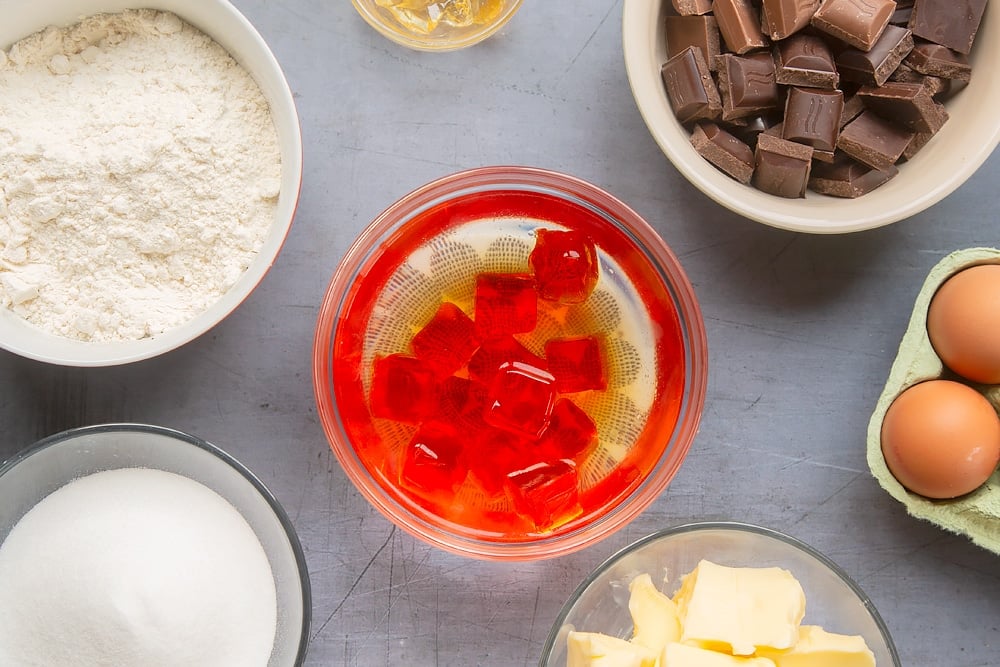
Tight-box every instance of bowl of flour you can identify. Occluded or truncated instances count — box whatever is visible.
[0,423,311,666]
[0,0,302,366]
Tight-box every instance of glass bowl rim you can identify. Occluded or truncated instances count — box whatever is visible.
[312,165,709,561]
[0,422,313,667]
[350,0,525,52]
[538,520,902,666]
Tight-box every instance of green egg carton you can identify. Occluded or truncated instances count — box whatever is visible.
[867,247,1000,554]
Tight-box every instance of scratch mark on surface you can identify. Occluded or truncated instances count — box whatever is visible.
[717,442,865,474]
[310,526,395,641]
[522,586,542,665]
[563,2,619,75]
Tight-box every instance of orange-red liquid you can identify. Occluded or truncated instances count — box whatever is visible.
[332,190,686,541]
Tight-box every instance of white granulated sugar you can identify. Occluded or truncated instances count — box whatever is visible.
[0,468,278,667]
[0,10,281,341]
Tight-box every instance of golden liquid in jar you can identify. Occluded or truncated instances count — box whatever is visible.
[374,0,506,37]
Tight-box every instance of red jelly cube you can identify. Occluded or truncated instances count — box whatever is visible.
[538,399,597,460]
[545,335,608,393]
[505,459,583,531]
[399,422,467,496]
[474,273,537,339]
[438,376,489,431]
[484,361,556,439]
[468,336,546,385]
[528,229,598,304]
[410,302,480,377]
[370,354,438,424]
[468,427,536,497]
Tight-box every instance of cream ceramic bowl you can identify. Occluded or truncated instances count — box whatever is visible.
[0,0,302,366]
[622,0,1000,233]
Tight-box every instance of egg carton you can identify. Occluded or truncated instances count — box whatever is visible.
[867,247,1000,554]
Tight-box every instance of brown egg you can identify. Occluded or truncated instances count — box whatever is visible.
[881,380,1000,499]
[927,264,1000,384]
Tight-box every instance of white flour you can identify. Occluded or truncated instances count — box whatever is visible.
[0,468,278,666]
[0,10,281,341]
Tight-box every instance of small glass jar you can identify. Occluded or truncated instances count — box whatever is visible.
[351,0,524,51]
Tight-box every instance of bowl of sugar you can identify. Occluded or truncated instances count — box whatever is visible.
[313,166,708,561]
[0,423,311,666]
[0,0,302,365]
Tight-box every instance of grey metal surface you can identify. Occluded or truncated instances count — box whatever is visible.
[2,2,998,665]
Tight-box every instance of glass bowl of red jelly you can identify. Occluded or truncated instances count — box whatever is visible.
[313,166,708,560]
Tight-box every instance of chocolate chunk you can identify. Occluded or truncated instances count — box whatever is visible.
[761,0,821,40]
[782,87,844,152]
[774,34,840,88]
[905,41,972,81]
[725,112,784,148]
[715,52,780,120]
[857,81,948,133]
[712,0,769,54]
[691,122,756,183]
[665,16,722,70]
[810,0,895,51]
[908,0,987,54]
[809,154,898,196]
[840,94,865,128]
[889,62,950,96]
[752,133,814,197]
[661,47,723,123]
[836,25,914,87]
[901,131,933,160]
[890,2,914,26]
[838,110,915,169]
[673,0,714,15]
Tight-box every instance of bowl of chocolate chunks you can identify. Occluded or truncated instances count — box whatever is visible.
[622,0,1000,233]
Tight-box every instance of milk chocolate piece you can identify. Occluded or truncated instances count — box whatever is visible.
[908,0,987,54]
[836,25,914,86]
[809,154,898,196]
[661,47,723,123]
[713,0,769,54]
[673,0,714,16]
[782,87,844,151]
[811,0,895,51]
[858,81,948,133]
[840,94,865,128]
[901,130,933,160]
[905,41,971,81]
[691,122,756,182]
[665,16,722,70]
[725,112,783,148]
[715,52,780,120]
[838,110,914,169]
[761,0,821,40]
[752,133,813,197]
[889,62,950,96]
[774,34,839,88]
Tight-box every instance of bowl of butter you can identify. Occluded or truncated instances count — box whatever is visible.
[539,522,900,666]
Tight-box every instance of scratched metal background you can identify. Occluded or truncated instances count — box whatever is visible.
[1,2,998,665]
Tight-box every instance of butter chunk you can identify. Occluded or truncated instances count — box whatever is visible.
[756,625,876,667]
[567,631,659,667]
[664,642,777,666]
[628,573,682,655]
[673,560,806,655]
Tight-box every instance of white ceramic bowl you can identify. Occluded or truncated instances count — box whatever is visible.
[622,0,1000,233]
[0,0,302,366]
[539,522,900,666]
[0,423,311,666]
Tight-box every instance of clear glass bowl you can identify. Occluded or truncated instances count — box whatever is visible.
[539,522,901,666]
[351,0,523,51]
[313,166,708,560]
[0,424,311,666]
